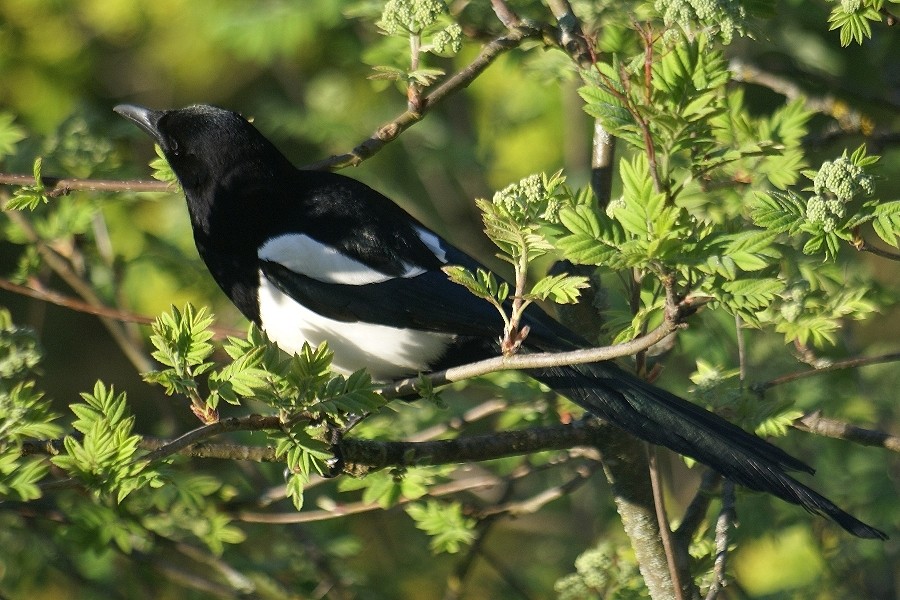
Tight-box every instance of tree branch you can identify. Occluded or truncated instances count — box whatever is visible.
[753,351,900,391]
[0,277,243,339]
[704,481,735,600]
[24,415,621,481]
[728,58,899,127]
[380,294,706,399]
[0,173,170,195]
[794,412,900,453]
[856,238,900,261]
[304,24,547,171]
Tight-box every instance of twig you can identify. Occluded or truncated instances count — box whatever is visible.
[0,277,157,325]
[647,445,686,600]
[3,209,154,373]
[0,277,244,338]
[236,474,501,524]
[478,549,539,600]
[139,415,284,463]
[408,399,509,442]
[704,481,735,600]
[444,460,523,600]
[728,59,895,127]
[304,24,545,170]
[794,412,900,452]
[489,0,521,28]
[381,294,707,399]
[753,351,900,391]
[477,459,600,518]
[674,470,722,543]
[856,238,900,261]
[0,173,170,195]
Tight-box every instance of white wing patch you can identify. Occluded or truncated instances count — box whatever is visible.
[258,233,422,285]
[415,227,447,262]
[257,273,455,380]
[258,230,448,286]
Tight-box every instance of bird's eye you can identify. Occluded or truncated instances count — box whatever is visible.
[168,138,181,156]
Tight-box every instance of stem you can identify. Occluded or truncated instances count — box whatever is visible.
[408,33,423,112]
[647,445,687,600]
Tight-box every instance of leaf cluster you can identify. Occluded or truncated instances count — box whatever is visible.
[144,304,384,508]
[827,0,892,45]
[369,0,462,88]
[554,541,647,600]
[752,145,898,259]
[50,381,158,502]
[443,172,589,349]
[0,310,61,501]
[406,499,476,554]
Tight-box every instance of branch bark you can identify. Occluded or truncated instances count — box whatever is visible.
[380,295,705,399]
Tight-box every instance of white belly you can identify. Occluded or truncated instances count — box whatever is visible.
[257,275,454,380]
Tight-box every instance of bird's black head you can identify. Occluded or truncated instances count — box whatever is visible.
[114,104,287,192]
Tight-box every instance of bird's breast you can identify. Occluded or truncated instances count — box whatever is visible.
[257,273,455,380]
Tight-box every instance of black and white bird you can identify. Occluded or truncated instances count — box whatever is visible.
[115,103,886,539]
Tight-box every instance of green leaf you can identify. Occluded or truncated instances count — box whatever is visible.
[406,500,476,554]
[442,266,508,304]
[50,382,156,499]
[721,278,785,309]
[0,112,26,158]
[871,202,900,247]
[5,158,48,211]
[149,145,179,186]
[528,273,590,304]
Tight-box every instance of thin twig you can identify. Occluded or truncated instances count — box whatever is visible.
[704,481,735,600]
[0,173,170,195]
[3,210,154,373]
[236,474,501,524]
[0,277,244,338]
[647,445,686,600]
[304,24,545,170]
[477,459,600,518]
[728,59,900,126]
[674,470,722,543]
[753,351,900,391]
[444,460,523,600]
[0,277,157,326]
[856,239,900,261]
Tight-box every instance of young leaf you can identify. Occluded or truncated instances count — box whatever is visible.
[528,273,590,304]
[406,500,476,554]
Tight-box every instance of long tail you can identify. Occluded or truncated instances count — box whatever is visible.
[530,361,887,540]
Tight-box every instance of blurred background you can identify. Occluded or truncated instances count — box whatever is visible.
[0,0,898,598]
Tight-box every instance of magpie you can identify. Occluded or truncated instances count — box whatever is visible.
[115,103,887,539]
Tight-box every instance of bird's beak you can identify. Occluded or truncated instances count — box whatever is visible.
[114,104,165,143]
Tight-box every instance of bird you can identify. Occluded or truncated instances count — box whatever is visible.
[115,103,887,540]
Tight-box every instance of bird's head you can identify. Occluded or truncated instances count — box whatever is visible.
[114,104,284,193]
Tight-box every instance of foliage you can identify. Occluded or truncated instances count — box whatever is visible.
[0,0,896,598]
[554,541,647,600]
[827,0,891,45]
[370,0,462,90]
[406,499,476,554]
[444,171,589,351]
